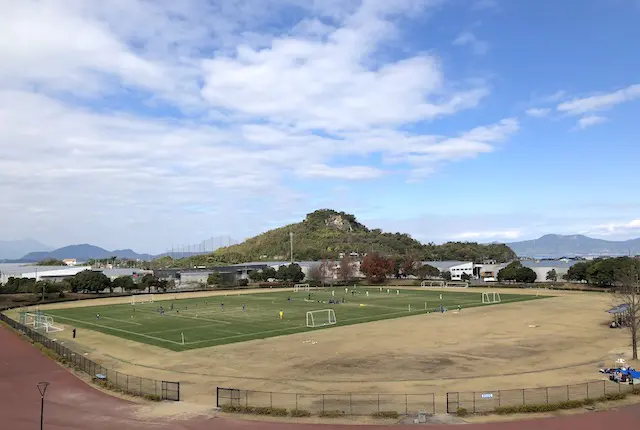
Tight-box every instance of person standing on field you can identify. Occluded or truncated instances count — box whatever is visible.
[279,310,284,320]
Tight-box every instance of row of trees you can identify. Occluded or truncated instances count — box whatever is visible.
[564,257,639,287]
[0,271,171,296]
[497,261,538,283]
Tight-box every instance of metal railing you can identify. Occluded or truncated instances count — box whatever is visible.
[446,380,635,413]
[0,312,180,401]
[217,387,435,416]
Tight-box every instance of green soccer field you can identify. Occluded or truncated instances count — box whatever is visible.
[44,287,546,351]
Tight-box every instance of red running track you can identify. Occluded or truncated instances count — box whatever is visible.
[2,325,639,429]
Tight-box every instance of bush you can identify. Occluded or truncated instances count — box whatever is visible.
[599,392,626,402]
[290,409,311,417]
[492,392,631,415]
[456,407,469,417]
[219,404,287,416]
[143,394,162,402]
[237,279,249,287]
[320,410,345,418]
[371,411,400,419]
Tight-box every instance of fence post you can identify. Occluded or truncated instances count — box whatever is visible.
[433,394,435,415]
[296,393,298,411]
[350,393,353,415]
[473,392,476,413]
[270,391,273,409]
[140,378,142,395]
[322,394,325,414]
[566,384,569,401]
[127,375,129,393]
[498,391,500,408]
[587,383,589,399]
[216,388,219,407]
[246,390,249,407]
[405,394,408,416]
[522,389,525,405]
[377,394,380,414]
[546,387,549,404]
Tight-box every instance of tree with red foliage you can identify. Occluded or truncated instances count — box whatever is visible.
[360,252,394,283]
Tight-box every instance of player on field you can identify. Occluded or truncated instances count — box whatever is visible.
[279,310,284,320]
[242,303,246,312]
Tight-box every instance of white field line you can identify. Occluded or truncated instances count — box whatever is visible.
[181,295,542,346]
[98,316,143,326]
[145,323,243,336]
[134,308,233,325]
[48,314,183,345]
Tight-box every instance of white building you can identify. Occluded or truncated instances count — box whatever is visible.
[422,261,474,280]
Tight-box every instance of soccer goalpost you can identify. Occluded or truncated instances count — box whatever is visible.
[294,283,310,292]
[421,280,445,287]
[130,294,154,305]
[21,312,64,333]
[482,292,501,304]
[306,309,337,328]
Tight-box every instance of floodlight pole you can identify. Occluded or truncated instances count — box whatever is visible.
[289,231,294,264]
[37,382,49,430]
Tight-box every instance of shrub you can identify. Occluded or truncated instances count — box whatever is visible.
[320,410,345,418]
[220,405,287,416]
[492,392,631,415]
[237,279,249,287]
[599,392,626,402]
[371,411,400,419]
[456,407,469,417]
[143,394,162,402]
[290,409,311,417]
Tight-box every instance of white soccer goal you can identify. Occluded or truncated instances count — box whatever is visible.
[33,314,64,333]
[421,280,445,287]
[306,309,337,328]
[482,292,501,304]
[130,294,154,305]
[445,281,469,288]
[294,283,310,292]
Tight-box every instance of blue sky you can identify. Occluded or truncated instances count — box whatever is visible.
[0,0,639,253]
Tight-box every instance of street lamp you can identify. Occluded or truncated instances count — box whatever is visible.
[37,382,49,430]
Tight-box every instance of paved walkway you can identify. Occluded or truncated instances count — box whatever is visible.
[1,325,639,429]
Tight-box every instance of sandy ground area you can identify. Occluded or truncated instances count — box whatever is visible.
[12,287,634,413]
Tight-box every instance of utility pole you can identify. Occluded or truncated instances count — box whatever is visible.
[290,231,294,264]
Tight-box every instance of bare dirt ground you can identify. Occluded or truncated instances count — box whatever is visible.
[21,287,634,414]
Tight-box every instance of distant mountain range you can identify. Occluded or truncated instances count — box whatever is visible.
[507,234,640,258]
[0,239,52,260]
[19,244,156,262]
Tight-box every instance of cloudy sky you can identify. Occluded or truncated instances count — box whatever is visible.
[1,0,639,253]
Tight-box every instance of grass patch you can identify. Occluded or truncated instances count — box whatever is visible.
[44,287,545,351]
[319,410,346,418]
[371,411,400,419]
[290,409,312,417]
[220,405,288,416]
[492,391,638,415]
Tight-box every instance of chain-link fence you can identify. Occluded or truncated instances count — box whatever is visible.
[217,387,435,416]
[446,380,635,413]
[0,312,180,401]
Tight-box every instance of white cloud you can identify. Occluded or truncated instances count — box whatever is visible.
[525,107,551,118]
[557,84,640,115]
[0,0,517,250]
[577,115,607,129]
[453,230,522,240]
[452,31,489,55]
[584,220,640,236]
[299,164,385,180]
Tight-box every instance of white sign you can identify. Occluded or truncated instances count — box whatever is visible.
[481,393,493,399]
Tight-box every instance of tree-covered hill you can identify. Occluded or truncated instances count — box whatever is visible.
[208,209,516,264]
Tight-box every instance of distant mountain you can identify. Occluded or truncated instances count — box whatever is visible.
[20,244,154,262]
[0,239,52,260]
[507,234,640,258]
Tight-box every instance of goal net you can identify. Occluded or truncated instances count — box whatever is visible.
[294,283,310,292]
[445,281,469,288]
[306,309,337,328]
[131,294,154,305]
[421,280,445,287]
[33,314,64,333]
[482,292,501,304]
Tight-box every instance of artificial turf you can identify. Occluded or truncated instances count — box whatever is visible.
[43,287,546,351]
